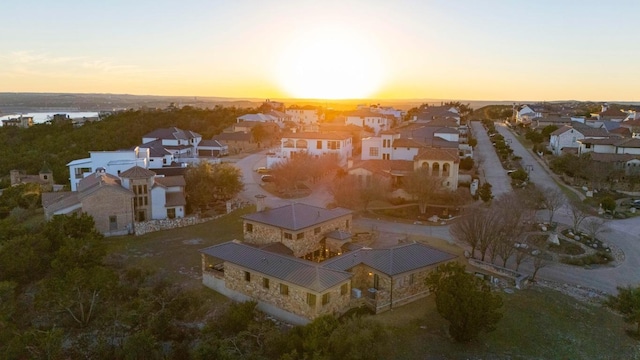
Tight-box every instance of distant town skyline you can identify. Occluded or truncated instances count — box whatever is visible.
[2,0,640,101]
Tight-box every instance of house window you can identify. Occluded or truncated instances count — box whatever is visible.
[109,215,117,231]
[322,293,330,305]
[307,293,316,307]
[346,220,350,228]
[369,147,379,157]
[284,232,293,240]
[244,271,251,282]
[314,227,321,235]
[263,278,270,289]
[167,208,176,219]
[317,140,322,149]
[382,153,390,160]
[246,223,253,233]
[297,233,305,240]
[341,283,348,295]
[143,185,148,194]
[409,273,415,285]
[328,141,340,150]
[280,284,289,296]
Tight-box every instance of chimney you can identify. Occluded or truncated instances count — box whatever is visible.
[255,194,267,212]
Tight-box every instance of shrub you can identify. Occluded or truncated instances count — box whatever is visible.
[460,157,474,171]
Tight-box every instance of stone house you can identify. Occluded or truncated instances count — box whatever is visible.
[200,240,456,324]
[9,162,55,191]
[43,166,186,236]
[241,203,352,260]
[42,169,134,236]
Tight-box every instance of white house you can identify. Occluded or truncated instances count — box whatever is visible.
[142,127,202,159]
[67,148,150,191]
[549,122,610,156]
[236,113,278,123]
[286,105,321,125]
[150,175,186,220]
[267,132,352,168]
[345,109,392,135]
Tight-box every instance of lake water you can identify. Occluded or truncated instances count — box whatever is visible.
[0,112,100,125]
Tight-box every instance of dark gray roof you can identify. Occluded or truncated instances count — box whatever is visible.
[242,203,352,231]
[137,139,172,157]
[322,243,456,276]
[199,139,226,148]
[326,230,352,240]
[143,127,201,141]
[200,241,351,292]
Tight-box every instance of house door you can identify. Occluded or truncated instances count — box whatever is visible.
[137,210,146,222]
[373,274,380,290]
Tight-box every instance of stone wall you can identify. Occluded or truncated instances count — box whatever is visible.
[243,215,352,257]
[134,215,211,236]
[222,262,351,321]
[83,186,133,237]
[468,258,528,289]
[390,268,433,309]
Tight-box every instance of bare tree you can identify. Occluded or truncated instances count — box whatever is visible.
[492,193,532,267]
[531,256,548,282]
[541,187,565,224]
[404,167,443,214]
[514,248,530,272]
[451,207,494,260]
[567,202,590,234]
[583,217,606,241]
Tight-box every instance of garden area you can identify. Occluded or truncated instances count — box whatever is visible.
[370,204,462,224]
[524,228,615,268]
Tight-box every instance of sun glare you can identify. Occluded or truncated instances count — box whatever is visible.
[276,26,385,99]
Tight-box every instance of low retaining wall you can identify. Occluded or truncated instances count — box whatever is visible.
[468,258,529,289]
[134,215,214,236]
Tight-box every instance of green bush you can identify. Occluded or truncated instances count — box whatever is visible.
[460,157,474,171]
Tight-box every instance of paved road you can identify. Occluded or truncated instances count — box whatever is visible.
[234,151,331,209]
[470,121,512,197]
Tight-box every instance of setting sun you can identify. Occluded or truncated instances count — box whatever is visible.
[275,26,386,99]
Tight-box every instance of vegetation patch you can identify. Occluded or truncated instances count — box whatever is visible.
[372,204,461,221]
[561,252,614,267]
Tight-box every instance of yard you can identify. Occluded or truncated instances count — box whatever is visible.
[102,207,638,358]
[377,286,640,359]
[104,206,254,287]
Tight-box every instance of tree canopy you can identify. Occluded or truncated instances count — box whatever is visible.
[426,262,503,342]
[184,162,243,212]
[606,285,640,336]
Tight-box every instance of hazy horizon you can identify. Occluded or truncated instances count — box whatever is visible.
[3,0,640,102]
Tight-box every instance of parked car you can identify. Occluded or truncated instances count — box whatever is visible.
[261,175,275,182]
[255,167,270,173]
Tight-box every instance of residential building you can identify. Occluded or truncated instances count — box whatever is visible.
[43,166,186,235]
[197,139,229,157]
[2,115,33,128]
[267,132,353,168]
[242,203,352,259]
[42,169,134,236]
[200,240,456,324]
[286,105,321,125]
[67,148,150,191]
[212,132,257,153]
[415,106,460,124]
[142,127,202,159]
[9,162,55,191]
[344,109,392,135]
[549,122,610,156]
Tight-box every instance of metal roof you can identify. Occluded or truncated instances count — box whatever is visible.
[200,241,352,292]
[322,243,456,276]
[242,203,352,231]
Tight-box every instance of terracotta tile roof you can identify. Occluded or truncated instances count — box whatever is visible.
[349,160,414,174]
[615,137,640,148]
[155,176,185,188]
[423,118,459,128]
[284,132,351,140]
[346,109,386,118]
[119,166,156,179]
[393,138,427,148]
[414,148,460,163]
[577,138,619,145]
[77,171,123,192]
[165,192,186,207]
